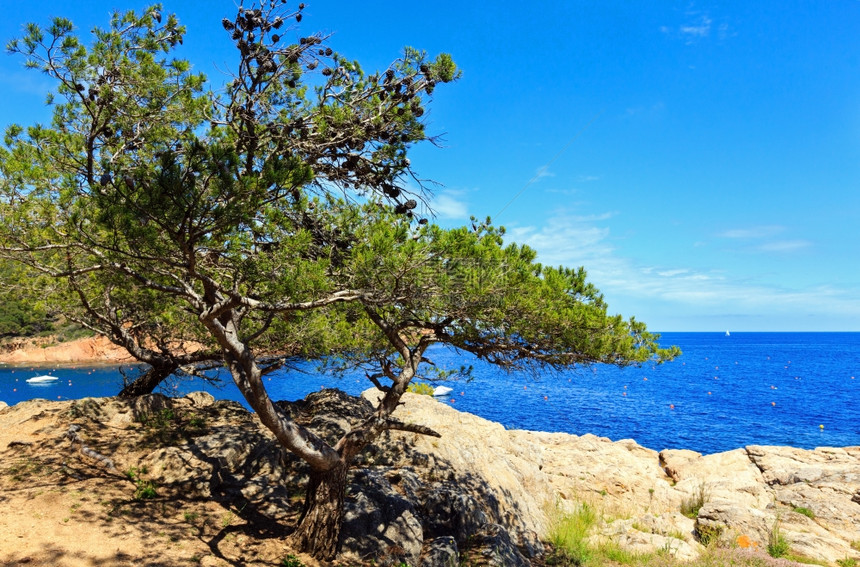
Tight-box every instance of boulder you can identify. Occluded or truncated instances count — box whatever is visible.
[420,536,459,567]
[695,502,773,547]
[185,391,215,407]
[420,485,488,544]
[467,523,530,567]
[341,469,423,566]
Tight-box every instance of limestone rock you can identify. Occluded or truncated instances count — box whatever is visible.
[2,388,859,565]
[420,485,488,544]
[467,523,530,567]
[185,391,215,407]
[660,448,701,482]
[696,501,773,546]
[341,469,423,566]
[420,536,459,567]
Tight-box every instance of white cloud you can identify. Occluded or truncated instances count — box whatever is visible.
[680,15,712,39]
[718,225,784,239]
[534,165,554,180]
[662,10,732,46]
[431,191,469,220]
[716,226,812,254]
[505,211,860,323]
[657,269,690,277]
[755,240,812,253]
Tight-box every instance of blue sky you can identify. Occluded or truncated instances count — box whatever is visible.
[2,1,859,331]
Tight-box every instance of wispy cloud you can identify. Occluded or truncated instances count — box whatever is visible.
[718,225,785,239]
[534,165,554,180]
[755,240,812,253]
[716,225,811,254]
[661,10,732,46]
[680,14,712,40]
[431,190,469,220]
[506,212,860,321]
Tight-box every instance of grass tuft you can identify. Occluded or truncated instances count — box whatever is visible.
[681,481,708,519]
[767,517,790,558]
[547,501,597,565]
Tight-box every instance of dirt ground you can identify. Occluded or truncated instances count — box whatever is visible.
[0,398,343,567]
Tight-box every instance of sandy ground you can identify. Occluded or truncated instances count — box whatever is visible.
[0,399,335,567]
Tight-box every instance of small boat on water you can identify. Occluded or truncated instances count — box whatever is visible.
[432,385,453,397]
[26,375,58,384]
[725,330,730,336]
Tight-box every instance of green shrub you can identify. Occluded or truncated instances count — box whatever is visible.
[681,481,708,519]
[793,506,815,519]
[406,382,434,396]
[282,554,304,567]
[767,518,790,558]
[696,524,723,547]
[547,502,596,565]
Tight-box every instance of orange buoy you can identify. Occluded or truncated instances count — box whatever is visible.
[771,402,776,406]
[669,404,675,409]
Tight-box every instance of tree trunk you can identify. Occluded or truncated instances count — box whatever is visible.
[290,460,349,560]
[117,365,175,398]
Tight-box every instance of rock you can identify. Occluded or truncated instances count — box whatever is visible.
[467,523,530,567]
[420,486,488,544]
[420,536,458,567]
[3,389,859,565]
[0,401,7,411]
[696,502,772,547]
[185,391,215,407]
[143,445,216,497]
[659,449,701,482]
[341,469,423,566]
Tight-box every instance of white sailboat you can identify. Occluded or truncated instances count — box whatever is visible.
[725,330,730,336]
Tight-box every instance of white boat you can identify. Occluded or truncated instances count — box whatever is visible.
[432,385,453,397]
[26,375,58,383]
[725,330,730,336]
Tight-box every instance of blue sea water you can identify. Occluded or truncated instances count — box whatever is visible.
[1,332,858,455]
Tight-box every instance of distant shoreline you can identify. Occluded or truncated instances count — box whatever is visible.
[0,335,134,365]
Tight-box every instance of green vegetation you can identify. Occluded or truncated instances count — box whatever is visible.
[681,482,709,519]
[125,467,157,500]
[547,502,597,565]
[281,555,304,567]
[0,2,676,560]
[406,382,434,396]
[837,558,858,567]
[767,517,790,558]
[793,506,815,519]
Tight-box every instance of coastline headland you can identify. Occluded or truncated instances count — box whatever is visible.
[0,386,857,566]
[0,334,134,366]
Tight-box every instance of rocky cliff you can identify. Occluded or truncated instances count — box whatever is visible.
[0,388,857,566]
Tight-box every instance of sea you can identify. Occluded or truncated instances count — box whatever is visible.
[1,332,858,455]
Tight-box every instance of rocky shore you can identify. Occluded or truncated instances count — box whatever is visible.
[0,388,858,566]
[0,334,134,365]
